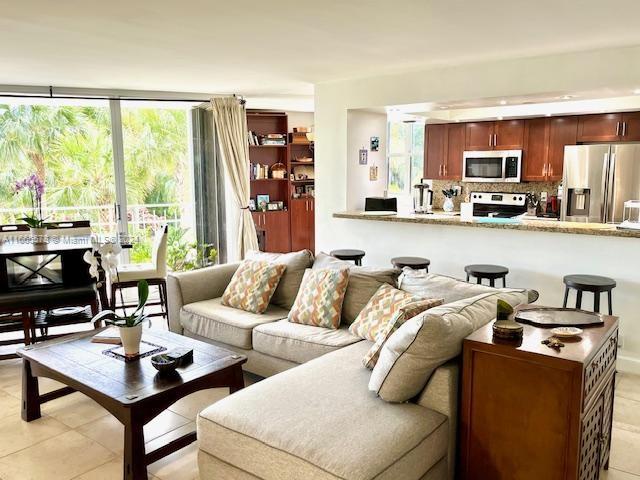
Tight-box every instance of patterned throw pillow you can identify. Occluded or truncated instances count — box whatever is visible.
[222,260,286,314]
[288,268,350,329]
[362,298,444,369]
[349,284,418,341]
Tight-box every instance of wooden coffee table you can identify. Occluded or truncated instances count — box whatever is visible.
[17,329,246,480]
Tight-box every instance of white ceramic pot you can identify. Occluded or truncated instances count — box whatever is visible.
[30,227,47,244]
[119,324,143,356]
[443,197,455,213]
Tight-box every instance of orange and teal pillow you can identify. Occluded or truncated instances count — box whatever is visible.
[222,260,286,314]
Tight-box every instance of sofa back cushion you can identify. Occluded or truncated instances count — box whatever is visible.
[222,260,287,314]
[288,268,350,329]
[369,289,528,403]
[399,270,500,303]
[246,250,314,309]
[313,253,400,324]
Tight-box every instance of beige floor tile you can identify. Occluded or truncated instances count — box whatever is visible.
[41,391,109,428]
[148,442,199,480]
[0,430,115,480]
[77,410,191,454]
[618,374,640,403]
[610,427,640,476]
[600,468,640,479]
[72,457,160,480]
[168,388,229,421]
[3,375,67,399]
[0,389,21,418]
[0,414,70,457]
[0,359,22,389]
[613,396,640,434]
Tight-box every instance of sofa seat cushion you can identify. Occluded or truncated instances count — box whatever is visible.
[198,342,448,480]
[180,298,289,349]
[253,319,362,364]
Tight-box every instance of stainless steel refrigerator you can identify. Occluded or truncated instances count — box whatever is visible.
[561,144,640,223]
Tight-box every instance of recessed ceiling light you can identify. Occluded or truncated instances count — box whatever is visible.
[560,95,575,100]
[634,89,640,95]
[499,100,507,105]
[455,119,460,123]
[497,116,503,121]
[545,113,552,117]
[439,106,449,110]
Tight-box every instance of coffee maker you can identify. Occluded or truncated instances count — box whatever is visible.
[413,179,434,214]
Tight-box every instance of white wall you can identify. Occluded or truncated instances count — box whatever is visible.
[346,111,387,209]
[315,45,640,372]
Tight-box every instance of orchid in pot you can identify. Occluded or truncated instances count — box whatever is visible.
[92,280,150,356]
[14,174,47,243]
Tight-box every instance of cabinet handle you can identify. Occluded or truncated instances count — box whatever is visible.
[542,163,547,177]
[616,122,621,136]
[549,164,553,177]
[443,164,447,176]
[489,134,492,147]
[622,121,627,136]
[493,134,497,147]
[305,201,308,211]
[438,164,442,176]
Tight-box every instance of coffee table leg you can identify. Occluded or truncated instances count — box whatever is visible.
[123,415,147,480]
[229,365,245,394]
[21,359,41,421]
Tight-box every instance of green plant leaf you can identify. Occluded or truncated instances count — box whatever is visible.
[136,280,149,312]
[92,310,116,325]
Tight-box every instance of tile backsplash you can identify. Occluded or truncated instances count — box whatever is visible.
[431,180,561,210]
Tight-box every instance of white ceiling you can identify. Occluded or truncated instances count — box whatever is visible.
[2,0,640,106]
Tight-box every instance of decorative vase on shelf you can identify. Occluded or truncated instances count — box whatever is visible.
[29,227,47,244]
[443,197,455,213]
[119,324,143,356]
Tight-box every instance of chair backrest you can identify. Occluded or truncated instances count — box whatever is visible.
[152,225,169,278]
[0,224,30,242]
[46,220,92,237]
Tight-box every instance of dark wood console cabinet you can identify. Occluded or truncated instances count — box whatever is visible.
[460,314,618,480]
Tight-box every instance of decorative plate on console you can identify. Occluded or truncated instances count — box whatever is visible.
[515,306,604,327]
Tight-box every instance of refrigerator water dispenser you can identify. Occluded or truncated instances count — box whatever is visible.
[567,188,591,216]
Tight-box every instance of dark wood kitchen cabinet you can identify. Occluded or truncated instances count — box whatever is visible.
[619,111,640,141]
[290,198,314,252]
[460,313,619,480]
[424,123,464,180]
[465,120,524,150]
[522,116,577,182]
[577,113,623,142]
[252,211,291,253]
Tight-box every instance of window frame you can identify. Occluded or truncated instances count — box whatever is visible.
[386,120,424,196]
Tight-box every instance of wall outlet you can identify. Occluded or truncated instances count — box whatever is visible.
[540,191,548,203]
[453,186,462,196]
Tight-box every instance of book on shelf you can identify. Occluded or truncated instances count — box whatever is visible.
[91,327,121,345]
[248,130,260,146]
[250,163,270,180]
[260,139,286,146]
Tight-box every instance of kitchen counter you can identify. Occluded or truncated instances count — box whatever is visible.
[332,211,640,239]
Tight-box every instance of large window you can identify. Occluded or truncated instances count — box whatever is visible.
[387,121,424,195]
[0,97,198,267]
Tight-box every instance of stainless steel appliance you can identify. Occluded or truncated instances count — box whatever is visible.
[561,144,640,223]
[462,150,522,183]
[413,179,434,214]
[470,192,527,218]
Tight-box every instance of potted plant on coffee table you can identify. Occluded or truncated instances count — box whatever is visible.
[92,280,150,356]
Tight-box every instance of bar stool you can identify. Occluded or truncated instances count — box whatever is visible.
[562,274,616,315]
[391,256,430,271]
[330,249,365,266]
[465,264,509,287]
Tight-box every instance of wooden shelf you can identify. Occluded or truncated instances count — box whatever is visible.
[249,144,287,148]
[291,161,314,166]
[291,179,315,184]
[290,141,313,146]
[250,178,288,182]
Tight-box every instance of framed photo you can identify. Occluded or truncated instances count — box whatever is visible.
[370,136,380,151]
[359,148,368,165]
[294,185,305,196]
[304,185,315,196]
[248,198,256,211]
[267,201,283,211]
[256,194,270,211]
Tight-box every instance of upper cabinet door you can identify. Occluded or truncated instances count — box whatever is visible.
[465,122,494,150]
[494,120,524,150]
[577,113,623,142]
[444,123,465,180]
[547,116,578,181]
[621,112,640,141]
[424,124,446,179]
[522,118,550,182]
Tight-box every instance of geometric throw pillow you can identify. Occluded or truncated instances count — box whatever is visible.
[221,260,286,314]
[362,297,443,369]
[288,268,350,329]
[348,284,418,341]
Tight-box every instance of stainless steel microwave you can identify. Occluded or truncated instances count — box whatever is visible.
[462,150,522,183]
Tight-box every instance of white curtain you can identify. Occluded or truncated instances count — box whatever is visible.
[210,97,258,258]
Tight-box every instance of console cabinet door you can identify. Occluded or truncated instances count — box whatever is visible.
[547,116,578,181]
[494,119,524,150]
[522,118,550,181]
[424,124,446,179]
[577,113,623,142]
[263,211,291,253]
[465,122,494,150]
[290,199,312,251]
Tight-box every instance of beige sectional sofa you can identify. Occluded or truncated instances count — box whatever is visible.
[167,252,529,480]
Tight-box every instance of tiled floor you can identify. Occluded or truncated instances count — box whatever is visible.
[0,330,638,478]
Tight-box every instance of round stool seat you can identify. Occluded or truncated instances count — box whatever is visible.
[391,256,431,270]
[563,275,616,292]
[464,264,509,288]
[330,249,366,266]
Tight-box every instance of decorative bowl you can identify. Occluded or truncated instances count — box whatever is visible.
[150,354,179,374]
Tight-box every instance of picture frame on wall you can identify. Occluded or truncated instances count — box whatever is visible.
[370,136,379,151]
[256,194,270,211]
[359,148,368,165]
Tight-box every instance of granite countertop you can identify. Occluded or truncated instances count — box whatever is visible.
[333,211,640,239]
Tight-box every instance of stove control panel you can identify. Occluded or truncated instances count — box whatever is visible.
[470,192,526,206]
